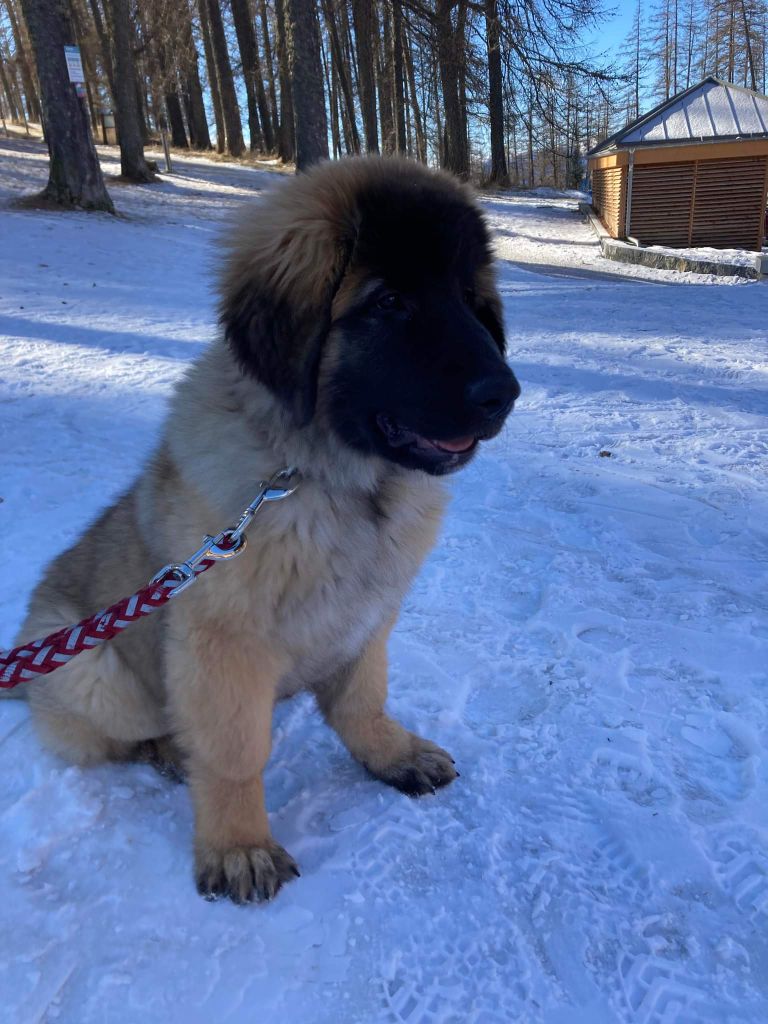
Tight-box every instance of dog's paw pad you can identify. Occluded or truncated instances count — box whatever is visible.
[195,840,299,905]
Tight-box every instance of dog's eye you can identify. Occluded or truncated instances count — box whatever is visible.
[377,291,404,312]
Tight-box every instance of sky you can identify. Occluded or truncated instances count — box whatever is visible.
[583,1,638,66]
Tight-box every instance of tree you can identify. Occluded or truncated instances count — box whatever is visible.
[435,0,469,178]
[321,0,359,152]
[377,0,394,152]
[19,0,113,210]
[257,0,280,138]
[179,0,212,150]
[6,0,40,121]
[352,0,378,151]
[614,0,652,123]
[287,0,328,170]
[485,0,508,184]
[158,42,190,149]
[105,0,155,181]
[205,0,244,155]
[231,0,264,151]
[391,0,406,152]
[275,0,295,160]
[197,0,225,153]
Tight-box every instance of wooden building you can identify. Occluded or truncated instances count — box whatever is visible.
[588,78,768,251]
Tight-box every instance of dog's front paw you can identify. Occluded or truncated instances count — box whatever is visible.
[372,738,458,797]
[195,840,300,905]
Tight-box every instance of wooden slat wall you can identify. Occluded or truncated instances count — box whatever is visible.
[630,162,695,247]
[629,154,768,251]
[690,156,767,250]
[591,166,626,238]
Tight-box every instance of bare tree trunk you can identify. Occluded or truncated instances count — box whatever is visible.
[740,0,758,91]
[205,0,244,155]
[484,0,508,184]
[431,48,443,164]
[105,0,155,180]
[7,0,41,121]
[322,28,341,157]
[258,0,280,139]
[86,0,115,100]
[287,0,328,170]
[457,0,468,165]
[19,0,113,210]
[7,54,29,131]
[230,0,264,152]
[165,77,190,149]
[435,0,469,178]
[152,30,189,150]
[198,0,225,152]
[69,0,100,130]
[0,53,23,121]
[352,0,378,152]
[247,1,274,151]
[377,0,394,152]
[179,0,211,149]
[402,19,425,161]
[321,0,359,152]
[275,0,295,161]
[391,0,406,152]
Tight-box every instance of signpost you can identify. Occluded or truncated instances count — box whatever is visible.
[64,46,85,84]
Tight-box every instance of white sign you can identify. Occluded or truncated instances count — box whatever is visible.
[64,45,85,83]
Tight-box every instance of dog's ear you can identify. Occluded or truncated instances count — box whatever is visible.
[220,209,353,427]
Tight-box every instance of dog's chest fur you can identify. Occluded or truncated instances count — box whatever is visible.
[228,472,447,693]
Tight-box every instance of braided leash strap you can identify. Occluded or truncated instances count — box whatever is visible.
[0,560,215,689]
[0,468,298,691]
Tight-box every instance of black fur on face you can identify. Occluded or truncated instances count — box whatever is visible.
[322,178,520,475]
[222,246,352,427]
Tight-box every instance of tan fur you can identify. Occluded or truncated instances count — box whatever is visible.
[13,157,500,902]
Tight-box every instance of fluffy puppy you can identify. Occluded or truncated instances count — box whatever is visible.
[14,157,520,904]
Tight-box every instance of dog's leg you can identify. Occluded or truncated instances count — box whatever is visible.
[317,624,458,797]
[165,620,298,904]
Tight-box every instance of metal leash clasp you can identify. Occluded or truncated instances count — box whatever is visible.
[150,467,299,597]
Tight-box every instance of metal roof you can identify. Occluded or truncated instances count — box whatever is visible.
[589,78,768,155]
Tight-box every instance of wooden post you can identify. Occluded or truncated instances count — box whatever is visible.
[161,125,173,173]
[757,155,768,250]
[687,159,699,247]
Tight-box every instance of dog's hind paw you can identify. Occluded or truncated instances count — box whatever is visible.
[195,840,300,905]
[133,736,187,784]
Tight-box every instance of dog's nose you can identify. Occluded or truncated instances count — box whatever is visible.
[466,369,521,420]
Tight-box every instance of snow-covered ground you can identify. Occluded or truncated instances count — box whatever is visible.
[1,137,767,1023]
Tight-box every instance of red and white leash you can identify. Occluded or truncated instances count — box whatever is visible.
[0,468,298,689]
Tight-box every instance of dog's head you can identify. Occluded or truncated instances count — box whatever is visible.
[220,157,520,476]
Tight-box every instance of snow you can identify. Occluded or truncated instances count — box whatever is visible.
[1,137,768,1023]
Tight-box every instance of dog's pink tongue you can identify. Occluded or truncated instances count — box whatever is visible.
[433,436,475,453]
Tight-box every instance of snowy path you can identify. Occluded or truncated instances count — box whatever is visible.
[1,138,767,1024]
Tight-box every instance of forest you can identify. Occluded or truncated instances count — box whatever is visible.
[1,0,767,206]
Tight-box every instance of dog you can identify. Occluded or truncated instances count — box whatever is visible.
[13,157,520,904]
